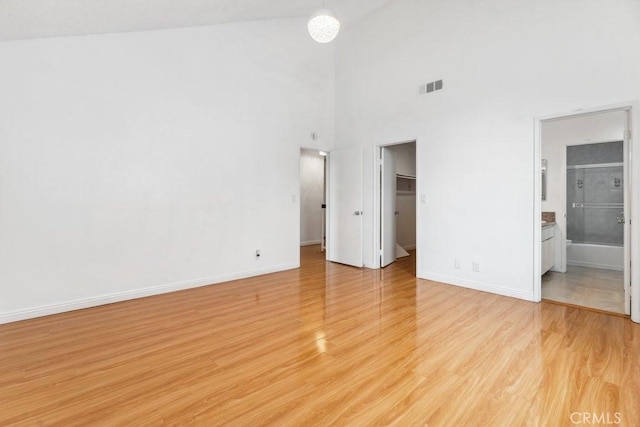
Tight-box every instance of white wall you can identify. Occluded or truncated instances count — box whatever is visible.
[334,0,640,300]
[542,110,627,272]
[300,149,325,245]
[0,18,335,323]
[3,1,640,323]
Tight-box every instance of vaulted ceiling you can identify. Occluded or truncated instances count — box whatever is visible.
[0,0,394,42]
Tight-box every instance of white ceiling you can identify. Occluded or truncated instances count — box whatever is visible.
[0,0,394,42]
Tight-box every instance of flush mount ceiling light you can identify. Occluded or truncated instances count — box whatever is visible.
[307,6,340,43]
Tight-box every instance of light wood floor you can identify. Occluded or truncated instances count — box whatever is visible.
[1,246,639,426]
[542,266,625,314]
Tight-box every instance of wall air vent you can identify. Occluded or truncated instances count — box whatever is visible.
[418,79,444,95]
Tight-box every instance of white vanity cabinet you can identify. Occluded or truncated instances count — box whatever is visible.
[541,225,555,274]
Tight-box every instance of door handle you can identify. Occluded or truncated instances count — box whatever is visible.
[354,211,363,216]
[394,211,400,215]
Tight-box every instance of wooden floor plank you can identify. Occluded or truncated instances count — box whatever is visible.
[1,245,639,425]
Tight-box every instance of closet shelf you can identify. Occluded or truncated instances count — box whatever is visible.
[396,174,416,180]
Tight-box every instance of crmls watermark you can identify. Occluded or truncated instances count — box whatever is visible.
[570,412,622,425]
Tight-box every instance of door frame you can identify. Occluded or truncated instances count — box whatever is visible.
[298,145,328,265]
[373,140,417,269]
[298,147,327,248]
[534,101,639,322]
[380,146,398,268]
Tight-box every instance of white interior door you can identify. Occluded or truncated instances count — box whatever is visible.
[327,147,363,267]
[381,147,397,267]
[624,119,631,315]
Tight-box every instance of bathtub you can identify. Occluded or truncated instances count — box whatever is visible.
[566,241,624,271]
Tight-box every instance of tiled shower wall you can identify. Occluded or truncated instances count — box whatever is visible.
[566,141,623,246]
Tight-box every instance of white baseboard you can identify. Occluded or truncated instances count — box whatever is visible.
[417,271,536,302]
[567,260,623,271]
[0,262,298,325]
[300,240,322,247]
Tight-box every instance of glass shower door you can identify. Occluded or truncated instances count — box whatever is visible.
[566,165,624,246]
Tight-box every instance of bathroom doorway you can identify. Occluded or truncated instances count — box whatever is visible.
[539,109,630,314]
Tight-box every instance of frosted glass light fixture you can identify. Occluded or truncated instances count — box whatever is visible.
[307,8,340,43]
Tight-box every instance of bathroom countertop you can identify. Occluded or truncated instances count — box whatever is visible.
[542,221,556,227]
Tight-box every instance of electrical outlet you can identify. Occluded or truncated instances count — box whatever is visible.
[256,249,261,259]
[472,261,480,272]
[454,258,461,269]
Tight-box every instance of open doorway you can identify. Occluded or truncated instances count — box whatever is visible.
[378,142,417,269]
[300,149,326,252]
[539,109,631,315]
